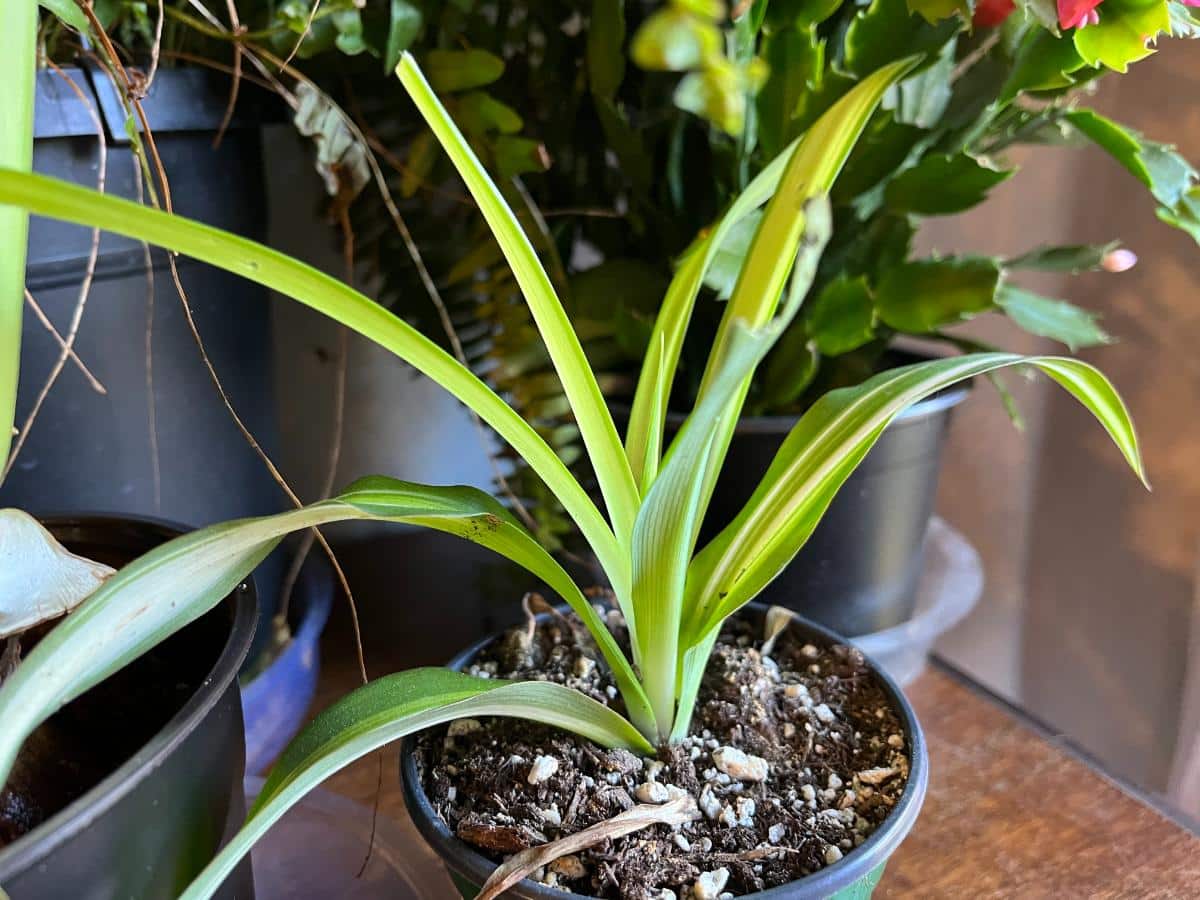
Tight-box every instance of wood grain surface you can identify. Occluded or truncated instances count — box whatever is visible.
[310,658,1200,898]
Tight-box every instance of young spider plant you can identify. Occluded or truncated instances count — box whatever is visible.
[0,51,1145,899]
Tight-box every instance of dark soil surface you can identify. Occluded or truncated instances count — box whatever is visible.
[0,616,220,849]
[415,604,910,898]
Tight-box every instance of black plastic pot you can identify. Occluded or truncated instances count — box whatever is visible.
[399,603,929,899]
[0,515,257,899]
[3,66,285,658]
[641,358,970,638]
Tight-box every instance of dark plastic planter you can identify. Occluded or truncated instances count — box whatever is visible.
[0,515,257,899]
[241,555,334,775]
[3,65,285,659]
[400,603,928,899]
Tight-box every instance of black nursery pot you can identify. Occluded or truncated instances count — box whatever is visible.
[5,66,286,659]
[688,362,969,638]
[0,516,257,900]
[400,604,929,900]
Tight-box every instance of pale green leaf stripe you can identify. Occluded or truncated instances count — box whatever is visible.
[631,324,781,736]
[180,671,653,900]
[0,478,639,784]
[704,56,922,372]
[686,353,1146,640]
[0,168,626,593]
[0,0,36,466]
[686,61,919,516]
[395,54,640,548]
[635,200,831,738]
[624,142,798,489]
[626,56,918,494]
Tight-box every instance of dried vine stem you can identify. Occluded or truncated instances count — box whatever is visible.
[131,146,162,510]
[275,217,352,629]
[3,59,106,484]
[79,0,370,683]
[212,0,244,149]
[22,289,106,394]
[281,0,322,69]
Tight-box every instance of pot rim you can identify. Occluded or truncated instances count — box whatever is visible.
[0,513,257,877]
[400,603,929,899]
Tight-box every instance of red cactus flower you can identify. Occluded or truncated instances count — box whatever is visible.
[1058,0,1103,28]
[973,0,1016,26]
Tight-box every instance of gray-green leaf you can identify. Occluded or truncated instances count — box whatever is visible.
[875,257,1001,332]
[996,286,1112,351]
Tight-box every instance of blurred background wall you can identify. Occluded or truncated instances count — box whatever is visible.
[932,40,1200,817]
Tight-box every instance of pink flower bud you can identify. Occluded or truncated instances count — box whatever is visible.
[1102,249,1137,273]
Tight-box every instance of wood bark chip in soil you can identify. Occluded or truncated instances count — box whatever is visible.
[414,608,913,898]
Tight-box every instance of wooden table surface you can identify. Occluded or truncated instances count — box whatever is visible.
[313,661,1200,898]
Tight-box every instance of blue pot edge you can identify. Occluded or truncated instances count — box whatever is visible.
[240,557,334,773]
[399,603,929,899]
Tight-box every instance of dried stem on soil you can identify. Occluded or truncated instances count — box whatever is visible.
[477,795,701,900]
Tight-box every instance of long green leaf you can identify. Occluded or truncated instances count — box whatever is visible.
[631,324,786,737]
[632,197,832,738]
[625,57,918,493]
[0,477,646,784]
[394,54,640,551]
[0,168,626,594]
[684,353,1146,646]
[0,0,36,468]
[180,670,652,900]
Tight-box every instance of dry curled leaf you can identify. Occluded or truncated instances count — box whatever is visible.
[761,604,795,657]
[477,793,700,900]
[0,509,114,639]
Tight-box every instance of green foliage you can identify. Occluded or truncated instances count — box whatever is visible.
[37,0,1189,552]
[1066,109,1200,244]
[874,257,1002,332]
[0,49,1149,899]
[884,153,1014,214]
[995,286,1112,351]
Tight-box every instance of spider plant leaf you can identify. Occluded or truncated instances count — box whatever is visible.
[0,478,647,787]
[633,197,831,737]
[179,670,652,900]
[632,323,788,736]
[0,168,626,594]
[625,56,919,492]
[684,353,1146,647]
[395,54,640,552]
[0,0,36,467]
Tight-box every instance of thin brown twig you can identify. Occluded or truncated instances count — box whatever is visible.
[509,175,569,299]
[213,0,244,149]
[22,289,107,394]
[132,150,162,511]
[281,0,322,69]
[360,130,476,210]
[159,49,276,92]
[83,1,370,684]
[143,0,166,92]
[4,59,107,483]
[276,214,352,628]
[343,91,540,532]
